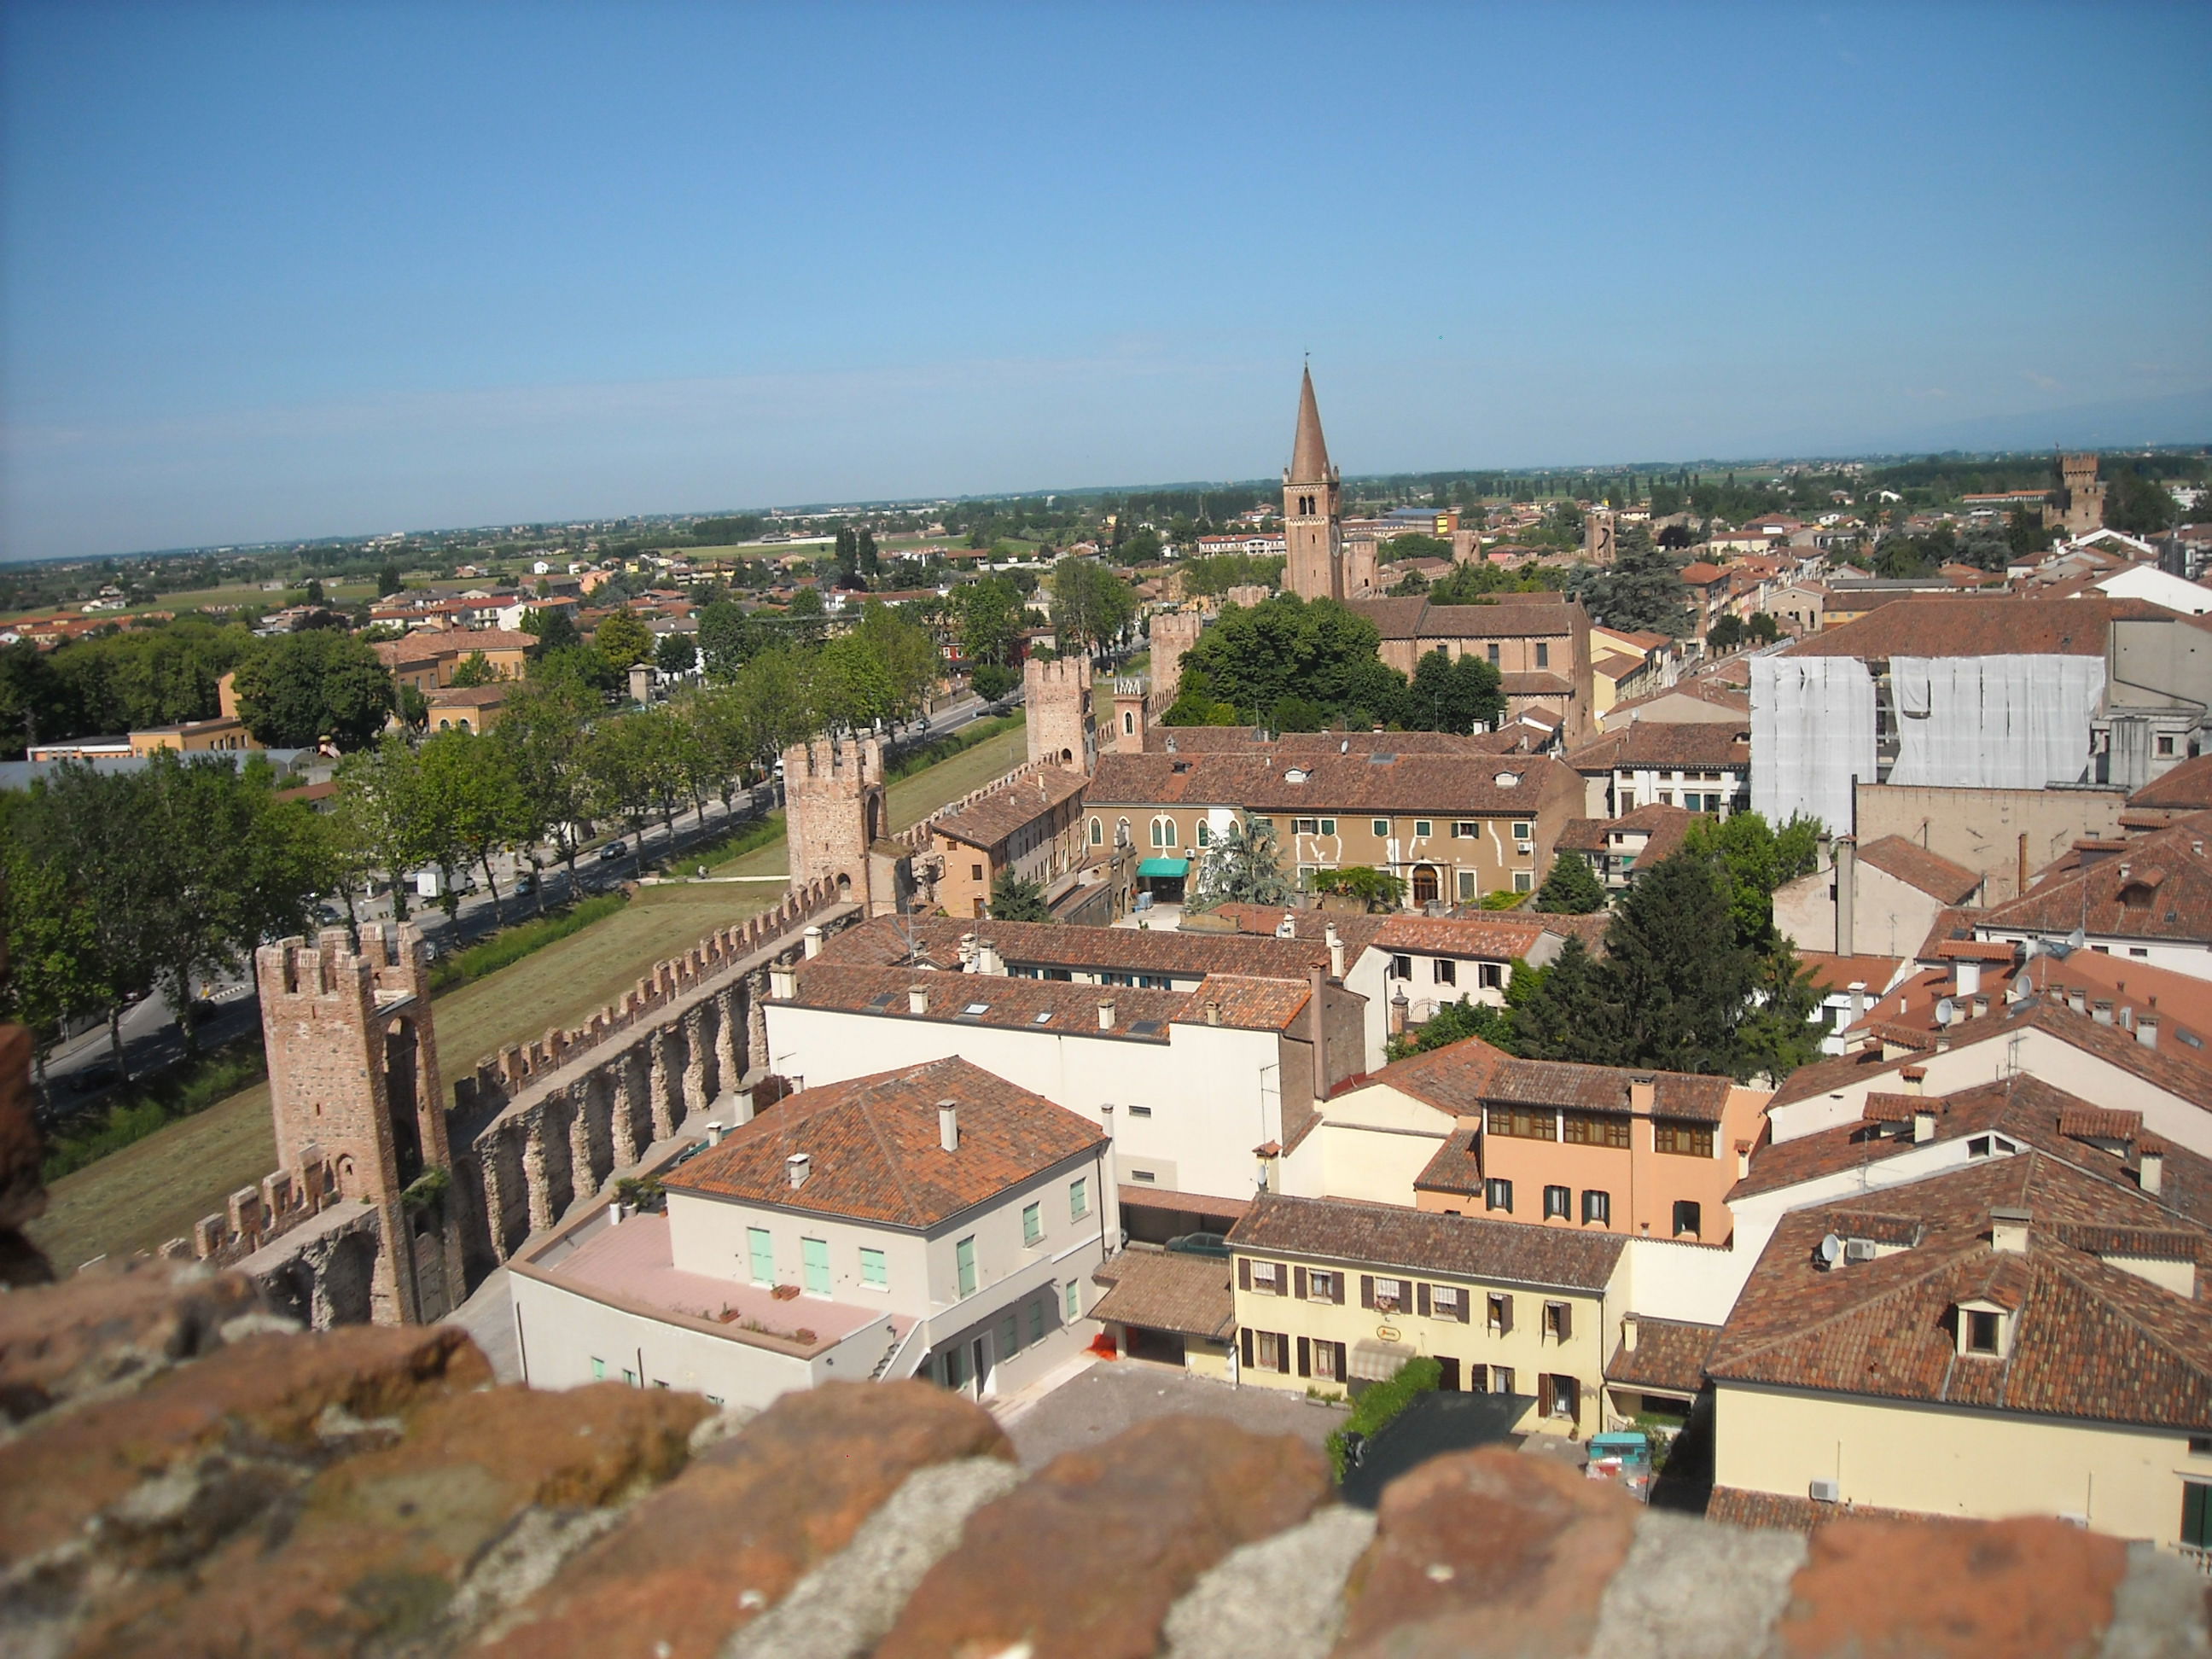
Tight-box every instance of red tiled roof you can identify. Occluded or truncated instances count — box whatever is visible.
[1604,1317,1720,1396]
[1566,724,1749,773]
[817,913,1339,983]
[1346,596,1587,641]
[1707,1152,2212,1433]
[1089,1249,1234,1339]
[1365,1036,1739,1123]
[1086,751,1579,815]
[1371,917,1550,959]
[1229,1192,1624,1294]
[1856,836,1982,905]
[1977,818,2212,945]
[1782,596,2122,660]
[2128,754,2212,812]
[667,1057,1103,1225]
[929,768,1087,851]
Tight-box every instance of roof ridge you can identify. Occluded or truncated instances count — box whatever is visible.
[854,1064,934,1229]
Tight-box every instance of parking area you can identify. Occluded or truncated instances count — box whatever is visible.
[1006,1359,1343,1470]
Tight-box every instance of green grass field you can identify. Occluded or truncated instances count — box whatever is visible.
[24,719,1037,1272]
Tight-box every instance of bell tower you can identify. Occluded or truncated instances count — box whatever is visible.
[1283,364,1344,602]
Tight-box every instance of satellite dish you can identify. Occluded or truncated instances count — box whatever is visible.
[1816,1234,1843,1268]
[1936,998,1956,1027]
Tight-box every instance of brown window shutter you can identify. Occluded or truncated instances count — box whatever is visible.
[1458,1292,1472,1324]
[1500,1295,1514,1335]
[1417,1283,1432,1318]
[1334,1342,1348,1379]
[1240,1328,1254,1368]
[1297,1336,1311,1377]
[1332,1273,1346,1306]
[1360,1275,1375,1309]
[1294,1266,1308,1300]
[1557,1302,1573,1342]
[1277,1333,1291,1374]
[1238,1259,1251,1291]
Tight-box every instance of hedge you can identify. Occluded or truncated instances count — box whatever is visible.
[1326,1354,1443,1481]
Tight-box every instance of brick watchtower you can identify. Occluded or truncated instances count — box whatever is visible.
[783,734,892,905]
[257,924,463,1324]
[1024,655,1095,773]
[1149,609,1203,710]
[1284,365,1344,602]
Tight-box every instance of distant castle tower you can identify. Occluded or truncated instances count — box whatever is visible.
[1148,609,1203,709]
[257,923,463,1325]
[783,734,911,916]
[2052,452,2108,537]
[1025,655,1095,773]
[1284,365,1345,602]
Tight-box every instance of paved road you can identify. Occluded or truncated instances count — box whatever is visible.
[36,690,1010,1123]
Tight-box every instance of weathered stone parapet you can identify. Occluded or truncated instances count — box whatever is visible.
[0,1266,2200,1659]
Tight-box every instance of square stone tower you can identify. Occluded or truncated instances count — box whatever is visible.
[2057,453,2107,536]
[783,734,888,905]
[257,923,462,1324]
[1284,364,1345,602]
[1024,655,1095,773]
[1148,608,1204,707]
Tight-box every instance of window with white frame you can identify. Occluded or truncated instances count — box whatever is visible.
[1307,1269,1336,1302]
[1022,1202,1043,1245]
[1069,1176,1089,1220]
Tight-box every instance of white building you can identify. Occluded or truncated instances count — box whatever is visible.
[507,1057,1111,1408]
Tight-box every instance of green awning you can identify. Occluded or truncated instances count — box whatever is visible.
[1137,858,1190,878]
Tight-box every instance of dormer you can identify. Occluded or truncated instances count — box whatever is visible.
[1953,1296,2017,1359]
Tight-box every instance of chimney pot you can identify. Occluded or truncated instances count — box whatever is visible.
[938,1099,959,1152]
[1204,999,1221,1027]
[2139,1148,2165,1195]
[732,1087,756,1125]
[786,1152,812,1190]
[1912,1107,1936,1144]
[908,983,929,1016]
[2137,1015,2160,1050]
[2093,999,2114,1026]
[1990,1206,2029,1254]
[769,963,797,1000]
[1097,998,1116,1032]
[1621,1315,1639,1353]
[802,924,824,959]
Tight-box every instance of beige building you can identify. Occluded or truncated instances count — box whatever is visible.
[1349,593,1597,742]
[1707,1149,2212,1555]
[1228,1193,1626,1435]
[1773,833,1983,960]
[1086,748,1586,908]
[928,767,1090,920]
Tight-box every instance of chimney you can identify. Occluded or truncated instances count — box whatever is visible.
[1324,923,1345,979]
[2137,1015,2160,1050]
[977,940,1004,976]
[2017,832,2029,902]
[1097,998,1116,1032]
[1956,959,1980,998]
[1900,1066,1924,1097]
[803,924,824,959]
[2139,1146,2165,1196]
[908,983,930,1016]
[1834,835,1856,958]
[1913,1107,1936,1144]
[707,1121,725,1146]
[769,963,797,999]
[1389,989,1409,1037]
[1628,1075,1656,1115]
[1621,1315,1639,1353]
[938,1099,959,1152]
[2067,988,2087,1015]
[786,1152,812,1190]
[732,1087,756,1126]
[1990,1206,2029,1254]
[1309,966,1330,1103]
[1203,1000,1221,1027]
[2092,999,2114,1027]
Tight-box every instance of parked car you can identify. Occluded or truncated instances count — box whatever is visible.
[1165,1231,1231,1259]
[598,841,629,862]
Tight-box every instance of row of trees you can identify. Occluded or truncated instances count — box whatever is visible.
[1161,594,1505,733]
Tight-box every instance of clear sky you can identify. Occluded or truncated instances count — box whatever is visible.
[3,2,2208,561]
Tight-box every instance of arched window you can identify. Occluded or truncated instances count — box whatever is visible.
[1089,816,1103,846]
[1196,820,1212,848]
[1150,815,1178,848]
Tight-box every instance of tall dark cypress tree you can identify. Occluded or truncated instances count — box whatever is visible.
[1507,937,1623,1065]
[1600,853,1755,1075]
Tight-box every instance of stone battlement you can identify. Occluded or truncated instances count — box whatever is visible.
[0,1259,2202,1656]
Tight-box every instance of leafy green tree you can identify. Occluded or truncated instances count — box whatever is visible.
[1680,811,1821,947]
[1708,615,1745,652]
[1599,852,1755,1075]
[534,643,620,696]
[989,868,1052,923]
[377,562,404,597]
[655,632,698,677]
[1310,865,1406,911]
[2005,504,2055,559]
[858,527,881,579]
[230,630,395,750]
[971,662,1017,701]
[1171,594,1404,729]
[1190,816,1294,910]
[834,527,861,587]
[1381,532,1451,562]
[1406,649,1505,733]
[1504,937,1621,1064]
[1735,940,1825,1083]
[1427,562,1561,602]
[593,608,655,670]
[2104,469,2179,535]
[697,600,767,679]
[1385,995,1513,1062]
[958,576,1026,669]
[1050,558,1137,653]
[0,818,107,1102]
[418,728,527,923]
[494,678,599,899]
[524,605,581,650]
[1533,852,1606,914]
[1581,523,1690,636]
[449,651,498,688]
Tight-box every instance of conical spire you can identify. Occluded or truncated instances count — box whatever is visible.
[1289,364,1331,481]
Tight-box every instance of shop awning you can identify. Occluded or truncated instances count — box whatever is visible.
[1350,1340,1415,1382]
[1137,858,1190,878]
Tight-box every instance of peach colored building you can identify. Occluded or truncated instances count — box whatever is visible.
[1278,1039,1769,1249]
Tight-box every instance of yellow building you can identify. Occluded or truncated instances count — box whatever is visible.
[1227,1192,1627,1437]
[1706,1150,2212,1556]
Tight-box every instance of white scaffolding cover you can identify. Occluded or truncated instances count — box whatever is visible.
[1884,654,2104,790]
[1751,655,1878,834]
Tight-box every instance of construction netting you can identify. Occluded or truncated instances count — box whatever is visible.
[1751,655,1877,833]
[1884,655,2104,791]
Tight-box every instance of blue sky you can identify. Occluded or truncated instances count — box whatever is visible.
[3,3,2208,561]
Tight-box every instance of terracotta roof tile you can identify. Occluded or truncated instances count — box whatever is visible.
[818,913,1337,982]
[1781,595,2122,659]
[1604,1317,1720,1395]
[667,1057,1103,1226]
[1229,1192,1624,1293]
[1567,725,1749,772]
[1371,916,1550,959]
[1089,1249,1235,1339]
[1086,750,1580,815]
[1345,596,1588,641]
[1977,818,2212,945]
[1856,836,1982,905]
[930,768,1087,851]
[1365,1036,1738,1122]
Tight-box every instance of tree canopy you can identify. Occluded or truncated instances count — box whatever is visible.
[230,631,395,750]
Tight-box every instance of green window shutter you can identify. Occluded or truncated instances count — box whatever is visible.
[1022,1202,1042,1245]
[801,1237,831,1295]
[956,1236,978,1298]
[860,1247,888,1289]
[747,1226,774,1285]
